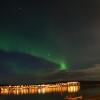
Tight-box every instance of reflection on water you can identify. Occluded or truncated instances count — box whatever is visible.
[0,82,100,100]
[65,82,82,100]
[0,82,80,95]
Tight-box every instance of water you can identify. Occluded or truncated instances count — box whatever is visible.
[0,83,100,100]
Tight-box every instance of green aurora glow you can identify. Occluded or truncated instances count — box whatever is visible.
[0,32,69,70]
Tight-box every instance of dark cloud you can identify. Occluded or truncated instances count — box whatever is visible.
[43,64,100,82]
[0,51,59,82]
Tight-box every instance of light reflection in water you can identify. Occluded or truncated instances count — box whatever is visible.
[67,86,80,93]
[64,82,83,100]
[0,82,80,95]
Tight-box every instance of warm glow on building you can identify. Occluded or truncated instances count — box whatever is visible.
[0,82,80,95]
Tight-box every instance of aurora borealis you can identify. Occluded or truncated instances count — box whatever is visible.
[0,0,100,83]
[0,32,68,70]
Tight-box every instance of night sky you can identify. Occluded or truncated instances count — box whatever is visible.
[0,0,100,83]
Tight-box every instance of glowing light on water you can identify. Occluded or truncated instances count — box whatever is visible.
[67,82,80,93]
[0,82,80,95]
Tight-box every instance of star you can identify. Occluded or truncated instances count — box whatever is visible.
[48,53,51,57]
[18,8,23,10]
